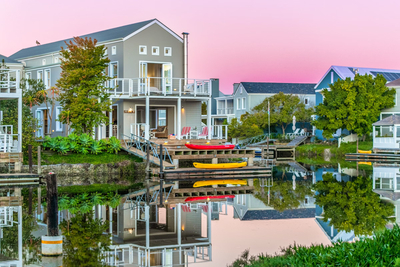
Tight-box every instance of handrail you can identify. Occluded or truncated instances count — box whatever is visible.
[123,134,174,168]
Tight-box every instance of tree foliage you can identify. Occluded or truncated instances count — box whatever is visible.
[313,173,395,236]
[57,37,112,135]
[228,116,263,139]
[314,74,395,139]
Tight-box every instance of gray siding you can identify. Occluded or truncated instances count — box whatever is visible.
[233,84,249,119]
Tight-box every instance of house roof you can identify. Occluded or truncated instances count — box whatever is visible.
[240,82,316,95]
[240,208,315,220]
[0,54,20,64]
[386,78,400,87]
[372,115,400,126]
[315,65,400,89]
[9,19,169,60]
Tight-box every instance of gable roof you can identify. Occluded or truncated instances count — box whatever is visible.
[315,65,400,89]
[240,82,316,95]
[10,19,180,60]
[386,78,400,87]
[372,115,400,126]
[0,54,20,64]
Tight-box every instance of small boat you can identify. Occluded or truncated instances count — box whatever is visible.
[358,162,372,166]
[185,143,235,150]
[193,162,247,169]
[358,150,372,154]
[185,195,235,202]
[193,179,247,188]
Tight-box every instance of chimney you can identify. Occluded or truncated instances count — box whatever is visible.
[182,32,189,81]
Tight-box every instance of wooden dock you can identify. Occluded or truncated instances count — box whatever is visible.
[121,143,176,169]
[0,196,23,207]
[346,153,400,162]
[0,173,41,187]
[168,148,255,160]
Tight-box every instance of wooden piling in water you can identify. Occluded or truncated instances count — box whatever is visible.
[46,173,59,236]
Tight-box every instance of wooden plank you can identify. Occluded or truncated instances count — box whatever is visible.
[164,166,271,174]
[165,174,271,180]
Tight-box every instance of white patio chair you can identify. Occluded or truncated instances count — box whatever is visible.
[288,129,300,138]
[299,129,305,136]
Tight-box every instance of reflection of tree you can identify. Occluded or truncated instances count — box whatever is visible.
[255,179,313,212]
[314,173,395,236]
[61,211,111,267]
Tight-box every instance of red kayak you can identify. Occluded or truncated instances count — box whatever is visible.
[185,195,235,202]
[185,144,235,150]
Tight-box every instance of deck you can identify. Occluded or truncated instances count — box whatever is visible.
[0,173,41,187]
[0,196,23,207]
[346,153,400,162]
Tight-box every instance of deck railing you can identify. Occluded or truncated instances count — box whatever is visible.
[212,125,228,140]
[0,69,20,93]
[108,77,211,98]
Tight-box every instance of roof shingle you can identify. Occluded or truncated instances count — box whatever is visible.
[240,82,316,95]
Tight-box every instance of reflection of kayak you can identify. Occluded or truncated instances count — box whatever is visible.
[358,150,372,154]
[193,162,247,169]
[185,195,235,202]
[185,144,235,150]
[359,162,372,165]
[193,180,247,188]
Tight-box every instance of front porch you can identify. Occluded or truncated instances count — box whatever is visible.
[373,115,400,150]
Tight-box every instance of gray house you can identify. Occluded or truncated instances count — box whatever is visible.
[8,19,215,140]
[211,82,316,127]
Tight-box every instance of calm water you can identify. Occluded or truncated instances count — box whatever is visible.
[0,162,396,266]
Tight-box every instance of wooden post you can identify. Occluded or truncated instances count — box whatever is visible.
[28,144,33,173]
[38,146,41,175]
[46,173,59,236]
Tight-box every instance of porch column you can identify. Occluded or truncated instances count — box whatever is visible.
[207,98,212,139]
[177,98,182,139]
[145,205,150,249]
[207,201,212,242]
[18,205,22,264]
[373,126,375,148]
[18,93,22,152]
[145,96,150,140]
[177,203,181,245]
[394,125,397,148]
[109,102,113,138]
[225,99,227,114]
[109,207,113,243]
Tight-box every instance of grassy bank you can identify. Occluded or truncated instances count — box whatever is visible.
[229,225,400,267]
[41,152,142,165]
[296,141,372,158]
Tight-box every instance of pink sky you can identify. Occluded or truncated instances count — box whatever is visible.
[2,0,400,93]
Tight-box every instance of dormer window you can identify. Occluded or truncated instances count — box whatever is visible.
[139,45,147,55]
[152,46,159,56]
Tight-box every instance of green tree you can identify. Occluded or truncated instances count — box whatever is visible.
[201,101,207,115]
[313,173,395,236]
[253,92,314,136]
[228,116,263,139]
[57,37,112,135]
[314,74,395,151]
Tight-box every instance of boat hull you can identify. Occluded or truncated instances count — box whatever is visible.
[358,150,372,154]
[185,195,235,202]
[193,179,247,187]
[185,144,235,150]
[193,162,247,169]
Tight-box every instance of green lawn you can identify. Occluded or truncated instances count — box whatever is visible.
[41,152,143,165]
[296,141,372,157]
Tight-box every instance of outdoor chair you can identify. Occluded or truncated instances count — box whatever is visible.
[181,127,191,139]
[299,129,305,136]
[288,129,300,138]
[198,126,209,139]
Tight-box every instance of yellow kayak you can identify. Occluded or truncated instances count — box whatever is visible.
[193,162,247,169]
[193,180,247,188]
[358,162,372,166]
[358,150,372,154]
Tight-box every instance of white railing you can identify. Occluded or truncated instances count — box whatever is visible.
[373,137,399,149]
[108,77,211,98]
[212,125,228,140]
[0,133,19,153]
[0,206,17,227]
[217,108,234,115]
[0,69,20,93]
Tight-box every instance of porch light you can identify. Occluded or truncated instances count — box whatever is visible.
[173,88,177,91]
[181,226,185,231]
[52,130,54,132]
[128,228,133,234]
[128,108,134,113]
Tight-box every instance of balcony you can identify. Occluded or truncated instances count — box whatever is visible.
[107,77,211,98]
[217,108,234,115]
[0,69,21,94]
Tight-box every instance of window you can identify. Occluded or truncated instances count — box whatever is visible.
[240,86,243,94]
[395,91,398,106]
[56,107,62,131]
[54,57,59,63]
[139,45,147,55]
[304,97,309,105]
[110,62,118,88]
[37,70,43,82]
[164,47,172,56]
[331,72,334,84]
[104,48,108,56]
[242,98,246,109]
[236,98,241,110]
[44,69,51,89]
[111,46,116,55]
[25,72,31,89]
[158,109,166,126]
[152,46,159,55]
[42,59,46,65]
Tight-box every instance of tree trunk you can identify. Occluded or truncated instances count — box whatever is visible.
[356,138,359,153]
[363,134,366,142]
[282,125,285,136]
[46,173,59,236]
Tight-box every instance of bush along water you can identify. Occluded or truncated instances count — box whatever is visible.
[43,133,122,155]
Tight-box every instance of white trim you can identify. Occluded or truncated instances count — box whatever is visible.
[139,45,147,55]
[151,46,160,56]
[111,46,117,55]
[304,97,310,105]
[395,89,398,107]
[25,72,32,89]
[242,97,246,110]
[109,61,118,88]
[37,70,43,82]
[135,104,176,134]
[35,107,51,137]
[42,59,46,65]
[123,20,183,43]
[44,69,51,89]
[164,47,172,56]
[55,106,62,132]
[236,98,240,110]
[25,64,60,71]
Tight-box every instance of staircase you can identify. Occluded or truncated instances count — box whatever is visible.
[286,135,308,148]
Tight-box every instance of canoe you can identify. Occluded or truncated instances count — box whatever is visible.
[193,179,247,188]
[185,195,235,202]
[193,162,247,169]
[358,150,372,154]
[358,162,372,166]
[185,143,235,150]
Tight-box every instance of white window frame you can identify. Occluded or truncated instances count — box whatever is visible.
[25,72,31,89]
[104,48,108,56]
[331,71,334,84]
[139,45,147,55]
[240,86,243,94]
[236,98,240,110]
[152,46,160,56]
[44,69,51,89]
[164,47,172,56]
[37,70,43,82]
[55,106,62,132]
[304,97,310,105]
[242,98,246,110]
[158,109,167,126]
[109,61,118,88]
[395,90,398,106]
[42,59,46,65]
[111,46,117,55]
[54,57,59,63]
